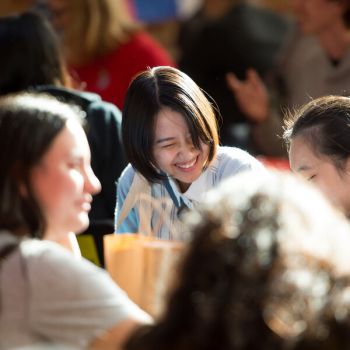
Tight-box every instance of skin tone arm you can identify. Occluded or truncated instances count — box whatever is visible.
[226,68,270,123]
[89,319,147,350]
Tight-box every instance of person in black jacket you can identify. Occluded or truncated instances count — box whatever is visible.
[0,11,127,264]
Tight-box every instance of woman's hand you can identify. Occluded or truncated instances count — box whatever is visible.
[226,69,270,123]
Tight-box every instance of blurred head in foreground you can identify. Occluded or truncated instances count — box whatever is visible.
[125,170,350,350]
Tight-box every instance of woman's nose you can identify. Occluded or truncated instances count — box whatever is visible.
[178,141,195,157]
[85,166,101,195]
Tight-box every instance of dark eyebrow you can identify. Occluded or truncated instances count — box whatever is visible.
[155,137,175,144]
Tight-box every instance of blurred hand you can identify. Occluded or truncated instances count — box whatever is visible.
[226,69,269,123]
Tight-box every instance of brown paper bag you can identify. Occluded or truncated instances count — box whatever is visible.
[104,234,148,304]
[141,239,184,316]
[104,233,184,317]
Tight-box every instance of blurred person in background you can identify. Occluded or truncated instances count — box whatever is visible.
[45,0,176,109]
[0,93,151,349]
[178,0,290,153]
[228,0,350,157]
[0,11,127,259]
[124,169,350,350]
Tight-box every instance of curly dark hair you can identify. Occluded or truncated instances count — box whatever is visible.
[124,170,350,350]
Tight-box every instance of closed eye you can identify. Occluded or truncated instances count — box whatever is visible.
[67,157,83,169]
[161,143,175,149]
[308,175,316,181]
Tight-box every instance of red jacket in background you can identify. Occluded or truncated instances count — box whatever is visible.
[70,31,176,109]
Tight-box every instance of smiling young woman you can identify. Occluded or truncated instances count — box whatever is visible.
[115,66,265,239]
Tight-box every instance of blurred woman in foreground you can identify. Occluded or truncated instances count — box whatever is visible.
[0,93,151,349]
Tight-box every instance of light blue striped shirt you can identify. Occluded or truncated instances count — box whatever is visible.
[115,146,265,240]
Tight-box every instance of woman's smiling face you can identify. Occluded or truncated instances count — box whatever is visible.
[152,107,209,192]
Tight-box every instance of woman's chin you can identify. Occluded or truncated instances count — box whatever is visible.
[74,214,90,234]
[62,214,90,235]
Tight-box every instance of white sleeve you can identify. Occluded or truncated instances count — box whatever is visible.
[23,240,151,348]
[218,147,266,180]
